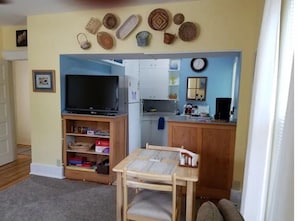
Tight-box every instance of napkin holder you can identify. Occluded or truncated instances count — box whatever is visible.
[179,148,199,168]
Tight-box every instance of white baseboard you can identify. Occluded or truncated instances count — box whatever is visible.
[230,189,242,209]
[30,163,65,179]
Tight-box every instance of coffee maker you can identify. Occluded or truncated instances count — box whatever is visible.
[214,98,231,121]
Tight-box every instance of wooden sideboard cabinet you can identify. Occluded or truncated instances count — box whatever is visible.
[168,120,236,199]
[62,113,127,184]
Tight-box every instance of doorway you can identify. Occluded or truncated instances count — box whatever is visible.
[11,60,31,158]
[12,60,31,149]
[1,50,31,166]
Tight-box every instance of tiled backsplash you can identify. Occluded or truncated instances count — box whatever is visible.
[142,99,178,113]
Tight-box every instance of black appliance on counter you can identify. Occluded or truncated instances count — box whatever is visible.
[214,98,231,121]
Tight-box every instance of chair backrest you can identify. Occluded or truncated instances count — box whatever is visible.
[146,142,182,152]
[123,168,177,221]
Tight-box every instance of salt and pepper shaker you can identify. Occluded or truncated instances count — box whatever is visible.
[179,150,198,167]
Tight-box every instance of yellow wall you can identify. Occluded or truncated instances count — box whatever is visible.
[12,60,31,146]
[0,28,2,50]
[0,26,27,52]
[4,0,263,188]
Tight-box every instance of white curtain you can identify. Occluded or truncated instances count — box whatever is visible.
[240,0,294,220]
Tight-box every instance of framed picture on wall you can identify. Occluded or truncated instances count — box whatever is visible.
[32,70,56,92]
[16,30,27,47]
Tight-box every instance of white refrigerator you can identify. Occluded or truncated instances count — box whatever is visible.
[124,60,141,154]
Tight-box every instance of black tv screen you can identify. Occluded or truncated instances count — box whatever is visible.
[65,75,119,114]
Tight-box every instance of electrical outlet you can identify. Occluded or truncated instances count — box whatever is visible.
[56,159,61,167]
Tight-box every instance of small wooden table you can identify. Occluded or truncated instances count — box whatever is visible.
[113,148,199,221]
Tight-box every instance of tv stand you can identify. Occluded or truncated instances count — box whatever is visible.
[62,113,127,184]
[89,112,118,116]
[104,112,117,116]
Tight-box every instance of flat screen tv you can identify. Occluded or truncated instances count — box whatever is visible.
[65,75,119,115]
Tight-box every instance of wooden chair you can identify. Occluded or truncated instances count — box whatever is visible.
[145,142,182,152]
[123,168,180,221]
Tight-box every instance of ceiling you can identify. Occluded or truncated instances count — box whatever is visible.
[0,0,195,26]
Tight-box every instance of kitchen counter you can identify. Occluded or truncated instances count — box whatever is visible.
[168,115,237,125]
[142,112,177,121]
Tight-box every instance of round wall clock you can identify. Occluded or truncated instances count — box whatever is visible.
[191,58,208,72]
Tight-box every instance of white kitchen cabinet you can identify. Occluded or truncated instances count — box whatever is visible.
[139,59,169,100]
[139,59,169,68]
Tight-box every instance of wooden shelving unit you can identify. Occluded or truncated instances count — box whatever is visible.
[62,113,127,184]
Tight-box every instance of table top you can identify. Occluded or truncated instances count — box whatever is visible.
[113,148,199,182]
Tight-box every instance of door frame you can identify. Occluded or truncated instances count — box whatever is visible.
[0,50,28,166]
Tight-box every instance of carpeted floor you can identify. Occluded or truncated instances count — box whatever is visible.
[0,175,118,221]
[0,175,192,221]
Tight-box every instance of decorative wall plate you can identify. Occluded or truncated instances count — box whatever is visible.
[116,15,140,39]
[97,32,113,49]
[136,31,151,47]
[178,22,198,41]
[103,13,117,29]
[85,17,101,34]
[173,13,185,25]
[148,8,169,31]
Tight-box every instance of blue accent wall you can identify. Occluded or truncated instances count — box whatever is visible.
[60,56,120,111]
[60,55,241,118]
[179,56,237,116]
